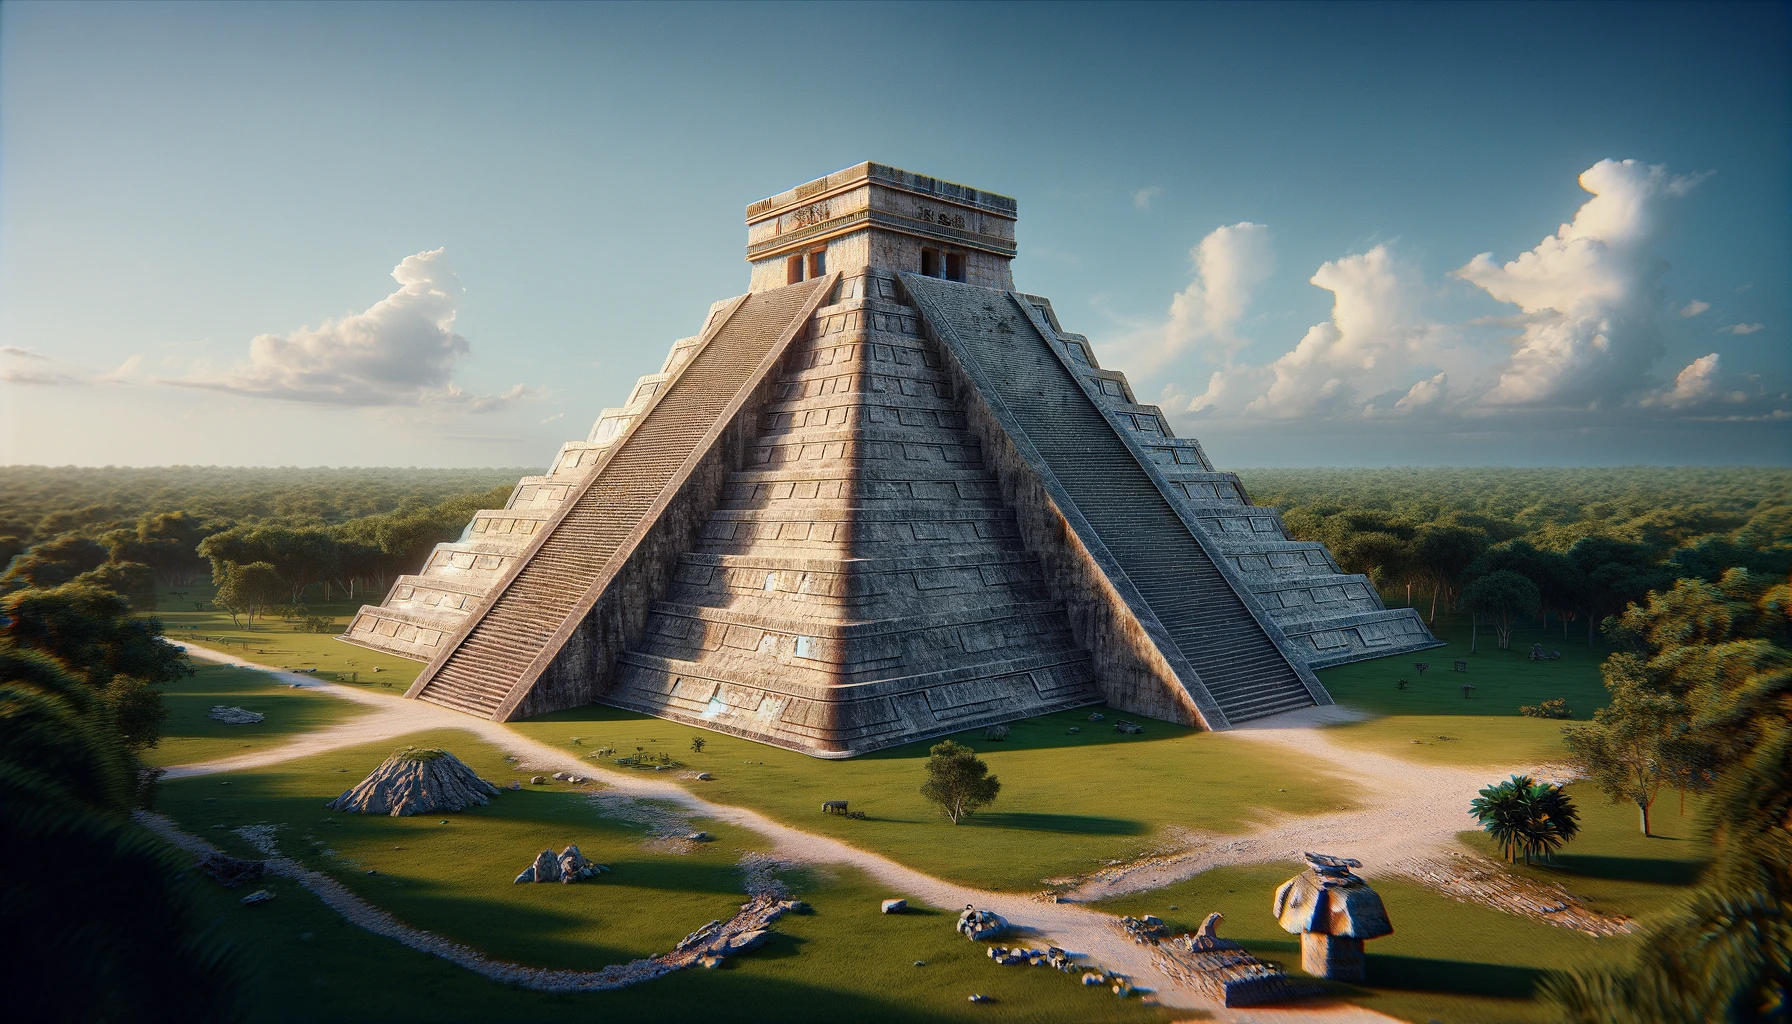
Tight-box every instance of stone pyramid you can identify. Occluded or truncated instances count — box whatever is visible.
[343,163,1439,756]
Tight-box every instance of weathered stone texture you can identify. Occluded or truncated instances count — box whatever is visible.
[341,162,1438,756]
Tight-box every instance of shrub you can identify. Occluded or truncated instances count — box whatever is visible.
[1521,698,1574,719]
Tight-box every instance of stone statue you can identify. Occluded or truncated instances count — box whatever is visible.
[1272,853,1392,981]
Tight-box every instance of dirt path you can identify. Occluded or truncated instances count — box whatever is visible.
[1065,706,1546,900]
[164,644,1401,1021]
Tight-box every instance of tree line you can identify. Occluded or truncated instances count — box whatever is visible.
[1242,467,1791,649]
[1,472,520,625]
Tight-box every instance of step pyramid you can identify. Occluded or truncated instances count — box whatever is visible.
[342,163,1440,756]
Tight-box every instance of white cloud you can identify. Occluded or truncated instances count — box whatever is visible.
[166,249,532,411]
[1132,186,1165,210]
[1394,372,1449,413]
[1,346,142,386]
[1238,245,1451,419]
[1678,300,1710,317]
[1723,323,1765,335]
[1644,353,1725,408]
[1456,159,1704,408]
[1102,222,1275,375]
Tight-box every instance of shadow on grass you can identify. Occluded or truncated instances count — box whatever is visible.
[1548,854,1707,885]
[523,701,1203,757]
[1364,954,1548,997]
[968,812,1148,836]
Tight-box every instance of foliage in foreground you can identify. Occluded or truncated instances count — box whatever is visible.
[1547,571,1790,1022]
[0,577,240,1020]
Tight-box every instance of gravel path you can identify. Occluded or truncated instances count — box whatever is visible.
[161,644,1405,1021]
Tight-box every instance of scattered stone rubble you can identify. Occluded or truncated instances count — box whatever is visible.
[1117,910,1319,1008]
[986,944,1074,971]
[1155,913,1324,1008]
[1113,720,1144,735]
[513,845,609,884]
[956,906,1010,941]
[208,706,265,724]
[199,852,265,888]
[1117,915,1170,943]
[326,747,499,817]
[1407,851,1635,937]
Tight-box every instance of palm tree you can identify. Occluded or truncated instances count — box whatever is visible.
[1470,774,1582,865]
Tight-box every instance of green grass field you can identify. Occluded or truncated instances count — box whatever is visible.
[144,591,1707,1022]
[1094,774,1711,1024]
[511,705,1357,893]
[145,657,367,768]
[1317,611,1612,767]
[156,583,425,693]
[160,729,1171,1024]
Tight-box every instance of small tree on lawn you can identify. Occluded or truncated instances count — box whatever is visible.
[1463,570,1541,651]
[919,740,1000,825]
[1564,655,1680,836]
[1470,774,1581,864]
[212,561,284,629]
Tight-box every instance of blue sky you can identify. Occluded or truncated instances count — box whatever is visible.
[2,1,1787,467]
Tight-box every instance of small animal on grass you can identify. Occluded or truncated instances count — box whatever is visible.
[822,800,848,815]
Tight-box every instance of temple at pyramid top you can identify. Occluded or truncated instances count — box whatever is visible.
[341,163,1441,757]
[745,163,1018,291]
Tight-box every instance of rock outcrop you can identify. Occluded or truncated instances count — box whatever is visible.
[326,747,500,817]
[208,706,265,724]
[513,844,609,884]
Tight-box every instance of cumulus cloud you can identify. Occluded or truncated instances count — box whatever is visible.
[1184,244,1453,419]
[167,249,533,411]
[1132,186,1165,210]
[1394,372,1449,413]
[1456,159,1704,408]
[1135,158,1787,432]
[1104,222,1275,375]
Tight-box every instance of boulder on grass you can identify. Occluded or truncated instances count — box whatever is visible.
[208,706,265,724]
[326,747,499,817]
[957,906,1009,941]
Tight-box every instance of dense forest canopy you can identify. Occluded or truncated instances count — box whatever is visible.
[0,466,531,541]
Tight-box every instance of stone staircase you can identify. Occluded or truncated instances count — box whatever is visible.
[402,278,830,717]
[906,276,1319,724]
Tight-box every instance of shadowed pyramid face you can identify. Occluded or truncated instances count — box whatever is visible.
[341,164,1442,757]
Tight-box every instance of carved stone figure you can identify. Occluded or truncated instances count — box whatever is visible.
[1273,853,1392,981]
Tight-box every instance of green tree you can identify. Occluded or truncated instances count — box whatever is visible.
[1544,574,1790,1023]
[1462,570,1541,651]
[919,740,1001,824]
[1,583,190,691]
[1565,658,1680,836]
[75,560,159,611]
[1469,774,1581,864]
[211,561,285,629]
[1,643,243,1020]
[1412,524,1486,623]
[1,534,109,591]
